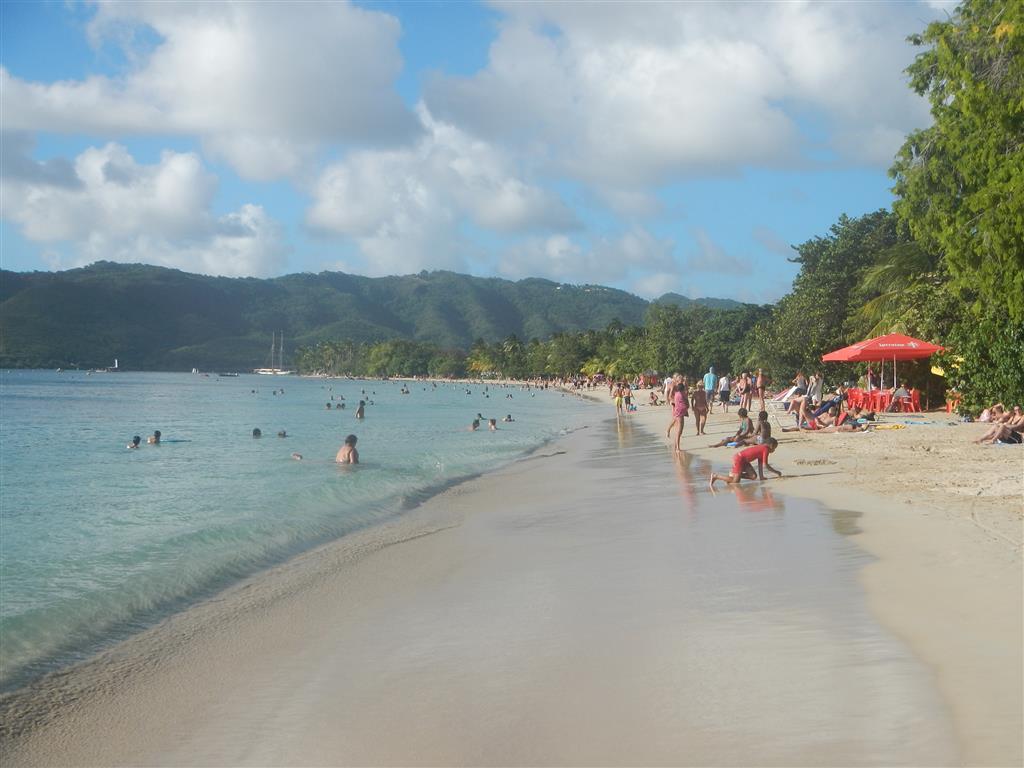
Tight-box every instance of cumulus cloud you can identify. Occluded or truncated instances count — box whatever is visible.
[1,142,287,276]
[3,1,418,180]
[307,108,576,274]
[496,228,678,293]
[425,1,938,193]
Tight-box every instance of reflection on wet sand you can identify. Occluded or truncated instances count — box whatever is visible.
[671,448,712,514]
[727,482,785,513]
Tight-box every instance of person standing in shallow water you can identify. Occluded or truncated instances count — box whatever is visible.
[355,400,365,420]
[336,434,359,464]
[667,378,688,451]
[691,384,709,436]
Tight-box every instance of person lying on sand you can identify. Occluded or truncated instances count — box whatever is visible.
[709,408,753,447]
[709,438,781,487]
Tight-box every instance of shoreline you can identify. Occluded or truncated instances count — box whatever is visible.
[1,389,1020,765]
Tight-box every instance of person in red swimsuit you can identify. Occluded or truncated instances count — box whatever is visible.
[709,438,781,488]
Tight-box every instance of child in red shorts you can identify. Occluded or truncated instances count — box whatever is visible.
[709,438,782,488]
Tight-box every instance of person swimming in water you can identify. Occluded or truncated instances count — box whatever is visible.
[147,430,161,445]
[488,418,498,431]
[252,428,262,438]
[336,434,359,464]
[127,435,141,449]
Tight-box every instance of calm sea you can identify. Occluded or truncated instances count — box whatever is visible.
[0,370,594,690]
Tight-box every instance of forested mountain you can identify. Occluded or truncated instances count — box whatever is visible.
[654,293,744,311]
[0,262,744,370]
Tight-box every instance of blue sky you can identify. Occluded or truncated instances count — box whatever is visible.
[1,0,946,303]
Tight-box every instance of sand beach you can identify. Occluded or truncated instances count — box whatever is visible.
[0,389,1020,766]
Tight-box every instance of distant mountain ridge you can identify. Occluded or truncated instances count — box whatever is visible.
[0,262,753,370]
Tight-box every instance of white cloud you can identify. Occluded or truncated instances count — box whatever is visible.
[3,1,418,180]
[497,228,678,292]
[1,142,288,277]
[307,108,575,274]
[425,1,939,193]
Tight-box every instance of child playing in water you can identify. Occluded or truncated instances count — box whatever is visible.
[709,438,781,487]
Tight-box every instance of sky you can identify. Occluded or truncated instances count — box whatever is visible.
[0,0,952,304]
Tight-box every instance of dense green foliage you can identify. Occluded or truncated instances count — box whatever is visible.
[294,305,770,381]
[891,0,1024,319]
[941,305,1024,413]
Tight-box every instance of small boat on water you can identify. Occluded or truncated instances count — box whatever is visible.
[253,332,294,375]
[92,358,122,373]
[218,372,240,377]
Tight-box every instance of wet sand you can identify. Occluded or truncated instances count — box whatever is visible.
[623,392,1023,767]
[0,410,965,766]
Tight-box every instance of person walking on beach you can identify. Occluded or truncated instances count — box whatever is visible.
[614,383,625,416]
[663,375,675,408]
[702,366,718,412]
[667,378,688,450]
[709,438,781,488]
[336,434,359,464]
[755,368,767,412]
[718,373,731,413]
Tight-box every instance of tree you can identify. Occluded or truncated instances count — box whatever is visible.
[744,211,900,380]
[890,0,1024,319]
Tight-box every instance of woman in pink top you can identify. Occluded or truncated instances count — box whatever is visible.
[666,379,689,451]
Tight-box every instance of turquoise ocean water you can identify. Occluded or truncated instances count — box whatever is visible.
[0,371,593,690]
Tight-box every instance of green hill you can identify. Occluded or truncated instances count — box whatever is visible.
[654,292,744,310]
[0,262,746,370]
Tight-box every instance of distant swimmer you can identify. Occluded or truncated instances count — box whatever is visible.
[147,430,161,445]
[291,452,303,461]
[502,414,514,422]
[277,430,287,438]
[488,418,498,431]
[127,435,141,449]
[326,402,332,409]
[469,419,480,431]
[252,428,262,438]
[336,434,359,464]
[355,400,365,420]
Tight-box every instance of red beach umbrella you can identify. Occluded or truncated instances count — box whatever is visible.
[821,333,945,392]
[821,333,944,363]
